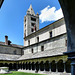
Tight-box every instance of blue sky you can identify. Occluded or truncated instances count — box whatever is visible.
[0,0,63,45]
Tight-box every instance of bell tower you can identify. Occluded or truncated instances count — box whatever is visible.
[24,5,39,45]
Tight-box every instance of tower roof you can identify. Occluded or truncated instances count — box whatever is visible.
[27,4,35,15]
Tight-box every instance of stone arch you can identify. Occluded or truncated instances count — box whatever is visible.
[0,63,3,67]
[26,62,28,70]
[35,61,39,71]
[29,62,31,70]
[4,63,8,67]
[13,63,17,70]
[23,63,25,70]
[45,61,50,71]
[31,62,35,70]
[65,60,71,73]
[19,63,22,69]
[9,63,13,70]
[57,60,64,72]
[18,63,21,69]
[40,61,44,71]
[51,60,56,72]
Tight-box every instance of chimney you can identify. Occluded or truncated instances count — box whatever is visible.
[5,35,8,45]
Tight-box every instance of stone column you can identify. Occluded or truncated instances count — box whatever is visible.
[55,62,58,72]
[63,61,66,73]
[49,62,51,72]
[39,63,40,71]
[58,0,75,75]
[43,63,45,71]
[11,64,13,70]
[16,64,18,71]
[71,63,75,75]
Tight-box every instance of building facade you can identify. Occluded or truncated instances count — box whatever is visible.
[0,5,71,75]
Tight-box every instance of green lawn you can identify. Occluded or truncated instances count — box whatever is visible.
[0,71,46,75]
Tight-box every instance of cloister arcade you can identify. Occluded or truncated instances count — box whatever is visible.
[0,55,71,73]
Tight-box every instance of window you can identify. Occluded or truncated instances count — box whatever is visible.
[65,40,67,46]
[14,50,16,54]
[37,37,39,43]
[24,19,26,22]
[31,28,34,32]
[50,31,52,38]
[31,23,35,26]
[25,24,26,27]
[41,46,44,51]
[28,40,30,45]
[31,48,33,53]
[31,17,36,21]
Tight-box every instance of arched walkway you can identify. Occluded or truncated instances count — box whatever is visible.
[40,61,44,71]
[51,60,56,72]
[35,62,39,71]
[65,60,71,73]
[0,63,3,67]
[45,61,50,71]
[29,62,31,70]
[26,62,28,70]
[22,63,25,70]
[13,63,17,70]
[9,63,13,70]
[32,62,35,70]
[57,60,64,72]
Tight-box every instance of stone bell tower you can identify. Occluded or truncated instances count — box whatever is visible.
[24,5,39,45]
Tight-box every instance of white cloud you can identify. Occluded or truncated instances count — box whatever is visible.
[39,5,64,23]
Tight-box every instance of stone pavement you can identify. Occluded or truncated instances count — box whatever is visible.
[18,69,71,75]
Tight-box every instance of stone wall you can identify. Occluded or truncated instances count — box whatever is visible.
[23,33,67,55]
[24,18,66,47]
[0,45,22,55]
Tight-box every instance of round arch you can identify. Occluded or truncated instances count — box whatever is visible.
[31,62,35,70]
[45,61,50,71]
[40,61,44,71]
[65,60,71,73]
[29,62,31,70]
[35,61,39,71]
[57,60,64,72]
[51,60,56,72]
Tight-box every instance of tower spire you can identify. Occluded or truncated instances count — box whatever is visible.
[27,4,35,15]
[30,4,32,9]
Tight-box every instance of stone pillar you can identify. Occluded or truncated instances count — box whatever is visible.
[49,62,51,72]
[43,63,45,71]
[39,63,40,71]
[24,63,26,70]
[12,64,14,70]
[16,64,18,71]
[71,63,75,75]
[58,0,75,75]
[34,63,36,71]
[63,61,66,73]
[55,62,58,72]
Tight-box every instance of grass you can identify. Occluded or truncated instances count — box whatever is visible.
[0,71,46,75]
